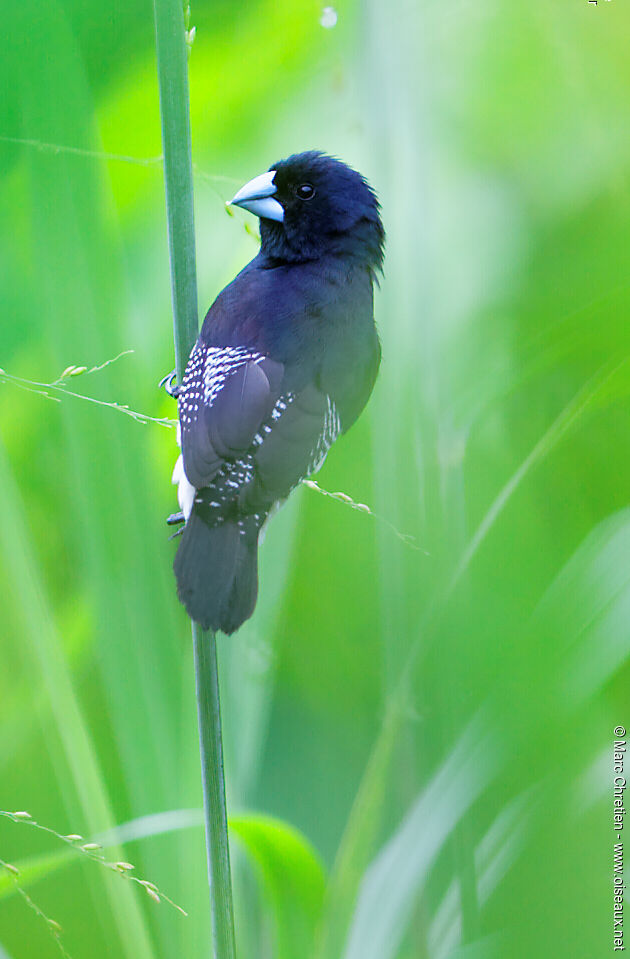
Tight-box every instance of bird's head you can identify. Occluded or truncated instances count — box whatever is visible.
[230,151,384,275]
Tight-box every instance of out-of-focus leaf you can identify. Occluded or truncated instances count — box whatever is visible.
[0,850,71,901]
[0,440,155,959]
[429,788,538,959]
[532,508,630,705]
[312,701,404,959]
[342,714,503,959]
[230,813,327,959]
[440,934,504,959]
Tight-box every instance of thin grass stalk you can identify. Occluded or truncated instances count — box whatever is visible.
[193,628,236,956]
[152,1,236,955]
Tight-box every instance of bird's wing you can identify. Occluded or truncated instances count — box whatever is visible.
[179,344,284,489]
[178,342,343,508]
[251,382,342,501]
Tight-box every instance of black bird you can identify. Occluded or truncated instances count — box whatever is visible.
[170,151,385,634]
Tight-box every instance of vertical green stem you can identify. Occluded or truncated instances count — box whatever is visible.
[152,2,236,956]
[152,0,198,378]
[193,627,237,957]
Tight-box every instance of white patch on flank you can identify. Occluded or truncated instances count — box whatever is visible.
[307,395,341,475]
[172,454,196,521]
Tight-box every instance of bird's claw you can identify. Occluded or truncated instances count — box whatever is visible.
[159,370,181,398]
[166,511,185,526]
[167,511,185,539]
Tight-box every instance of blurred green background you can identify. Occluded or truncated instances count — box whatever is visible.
[1,0,629,957]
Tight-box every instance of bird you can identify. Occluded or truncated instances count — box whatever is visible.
[168,150,385,634]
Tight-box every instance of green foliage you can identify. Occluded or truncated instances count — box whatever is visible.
[1,0,629,957]
[230,814,326,959]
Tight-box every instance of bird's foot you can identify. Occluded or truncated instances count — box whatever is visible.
[159,370,181,398]
[167,511,185,539]
[166,511,185,526]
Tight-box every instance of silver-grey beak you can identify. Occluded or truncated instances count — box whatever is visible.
[230,170,284,222]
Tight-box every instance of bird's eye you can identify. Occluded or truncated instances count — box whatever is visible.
[295,183,315,200]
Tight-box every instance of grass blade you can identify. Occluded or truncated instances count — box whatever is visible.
[342,713,503,959]
[0,438,155,959]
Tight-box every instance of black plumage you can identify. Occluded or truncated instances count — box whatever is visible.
[171,151,385,633]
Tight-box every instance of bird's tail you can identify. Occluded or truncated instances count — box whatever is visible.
[173,510,259,635]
